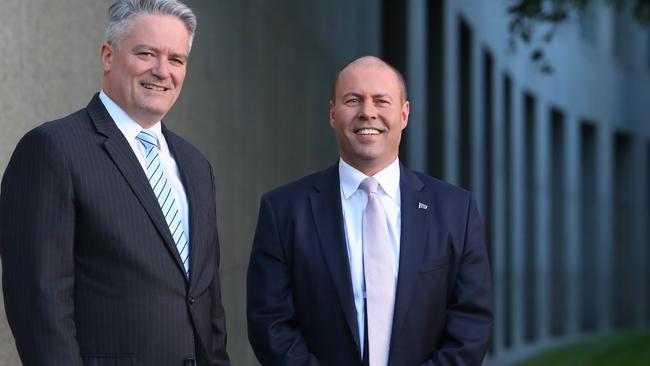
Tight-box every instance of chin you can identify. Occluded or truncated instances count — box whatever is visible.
[354,149,382,161]
[140,103,171,115]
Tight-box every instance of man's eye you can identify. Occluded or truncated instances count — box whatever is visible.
[138,52,154,57]
[170,58,185,66]
[345,98,360,104]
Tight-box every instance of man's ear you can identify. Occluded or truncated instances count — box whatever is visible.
[401,100,410,130]
[99,43,114,73]
[329,100,336,129]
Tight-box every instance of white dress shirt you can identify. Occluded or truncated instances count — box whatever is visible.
[99,91,190,242]
[338,158,401,357]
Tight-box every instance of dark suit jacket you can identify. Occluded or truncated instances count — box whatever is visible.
[247,163,492,366]
[0,94,230,365]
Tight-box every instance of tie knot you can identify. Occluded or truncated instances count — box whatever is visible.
[136,130,158,149]
[359,177,379,195]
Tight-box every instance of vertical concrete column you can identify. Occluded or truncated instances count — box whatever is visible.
[405,0,428,172]
[510,80,525,347]
[443,4,459,184]
[599,3,615,55]
[490,59,506,355]
[632,139,648,326]
[534,99,551,341]
[564,113,581,335]
[596,127,613,331]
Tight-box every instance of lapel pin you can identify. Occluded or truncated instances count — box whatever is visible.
[418,202,428,210]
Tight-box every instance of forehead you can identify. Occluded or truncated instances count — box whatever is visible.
[121,14,190,52]
[336,64,401,97]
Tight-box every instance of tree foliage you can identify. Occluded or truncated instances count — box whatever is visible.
[508,0,650,72]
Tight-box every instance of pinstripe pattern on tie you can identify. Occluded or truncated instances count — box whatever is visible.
[136,130,189,276]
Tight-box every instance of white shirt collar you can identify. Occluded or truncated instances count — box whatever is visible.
[99,90,163,147]
[339,158,400,200]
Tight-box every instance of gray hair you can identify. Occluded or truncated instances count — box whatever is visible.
[106,0,197,50]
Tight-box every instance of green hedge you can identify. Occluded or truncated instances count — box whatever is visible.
[518,330,650,366]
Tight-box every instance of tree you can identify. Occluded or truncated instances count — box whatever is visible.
[508,0,650,72]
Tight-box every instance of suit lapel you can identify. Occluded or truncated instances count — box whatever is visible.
[309,165,361,352]
[88,94,187,278]
[391,164,429,340]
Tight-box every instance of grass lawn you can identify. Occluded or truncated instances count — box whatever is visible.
[518,330,650,366]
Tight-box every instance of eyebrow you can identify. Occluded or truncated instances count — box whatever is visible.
[132,44,188,61]
[341,92,393,100]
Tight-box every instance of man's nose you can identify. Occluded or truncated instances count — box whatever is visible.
[358,102,378,120]
[151,57,170,79]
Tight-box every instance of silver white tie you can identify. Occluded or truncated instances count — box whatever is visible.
[360,177,395,366]
[136,130,189,277]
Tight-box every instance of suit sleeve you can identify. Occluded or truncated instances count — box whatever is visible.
[0,128,83,365]
[207,163,231,366]
[430,194,493,366]
[247,195,323,366]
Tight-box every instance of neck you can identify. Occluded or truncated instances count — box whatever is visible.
[341,157,396,177]
[133,118,160,130]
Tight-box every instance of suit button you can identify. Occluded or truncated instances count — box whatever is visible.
[188,296,195,305]
[183,359,196,366]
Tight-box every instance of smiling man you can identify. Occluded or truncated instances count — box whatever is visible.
[247,56,493,366]
[0,1,229,365]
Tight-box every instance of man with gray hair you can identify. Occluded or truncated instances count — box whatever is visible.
[0,1,230,365]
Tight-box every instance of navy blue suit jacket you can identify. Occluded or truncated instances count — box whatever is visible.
[0,94,229,365]
[247,163,492,366]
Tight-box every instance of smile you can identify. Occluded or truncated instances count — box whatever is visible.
[141,83,168,92]
[355,128,382,135]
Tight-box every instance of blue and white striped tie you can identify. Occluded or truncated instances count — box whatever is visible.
[136,130,189,276]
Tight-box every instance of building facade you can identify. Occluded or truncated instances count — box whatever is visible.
[391,0,650,363]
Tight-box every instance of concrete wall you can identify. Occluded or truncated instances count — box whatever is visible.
[0,1,380,365]
[0,1,111,363]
